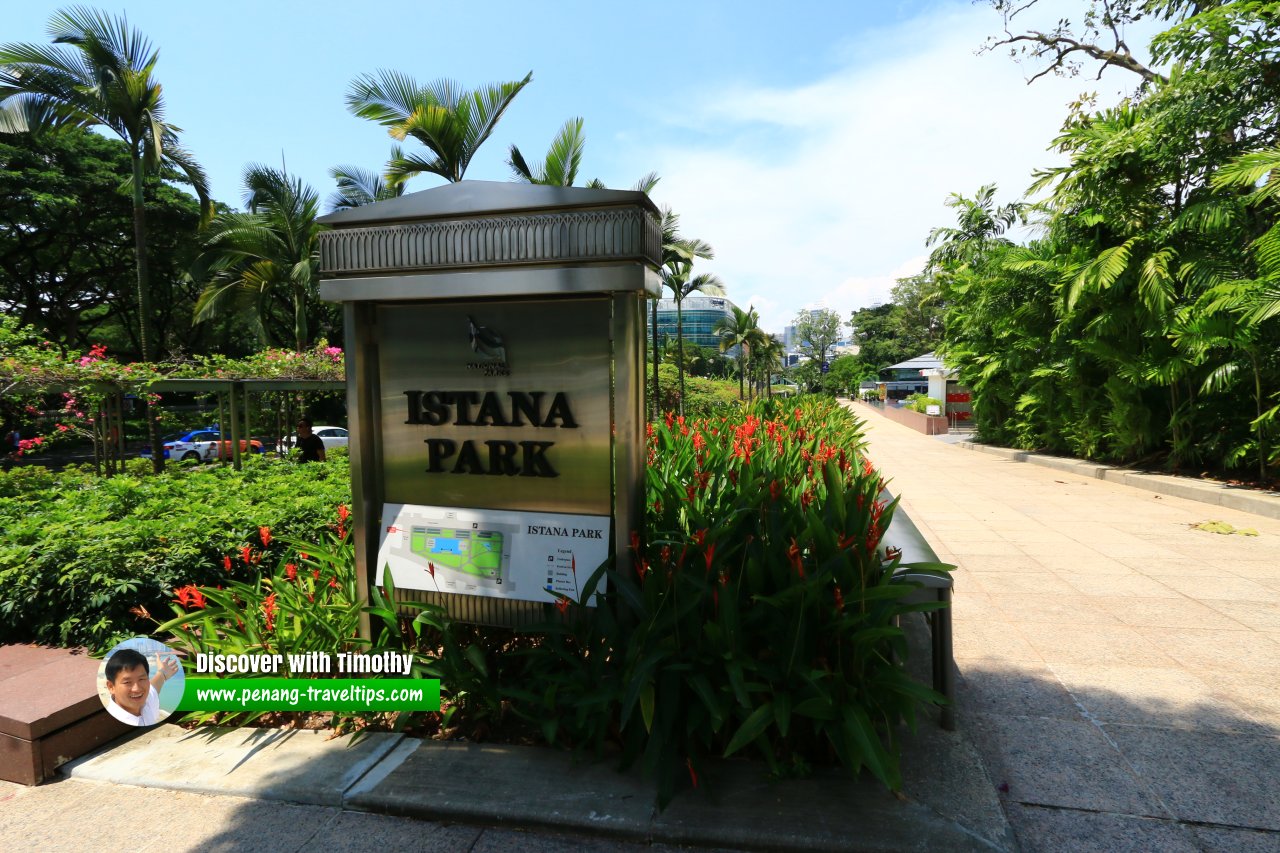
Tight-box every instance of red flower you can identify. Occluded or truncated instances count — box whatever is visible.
[692,432,705,452]
[885,545,902,562]
[555,597,572,615]
[223,555,232,572]
[241,545,253,564]
[630,530,640,551]
[833,584,845,612]
[703,542,716,573]
[635,558,649,582]
[687,758,699,789]
[174,585,206,610]
[312,568,321,580]
[787,538,806,579]
[262,592,277,631]
[692,529,707,547]
[837,532,857,550]
[337,504,350,523]
[329,577,340,589]
[660,545,671,564]
[259,526,272,547]
[285,563,298,581]
[769,479,782,502]
[300,552,309,560]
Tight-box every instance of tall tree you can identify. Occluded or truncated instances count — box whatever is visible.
[793,308,842,370]
[192,166,325,352]
[716,304,761,401]
[0,126,204,354]
[327,148,406,212]
[346,70,532,186]
[1,6,211,472]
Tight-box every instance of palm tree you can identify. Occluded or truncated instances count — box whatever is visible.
[666,265,723,417]
[327,148,406,211]
[509,117,585,186]
[192,165,323,352]
[925,184,1021,272]
[509,116,661,195]
[755,334,785,399]
[1,7,211,472]
[716,305,761,401]
[346,70,532,186]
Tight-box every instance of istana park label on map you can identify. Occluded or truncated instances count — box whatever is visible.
[375,503,610,606]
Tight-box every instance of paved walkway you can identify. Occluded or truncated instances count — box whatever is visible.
[851,402,1280,852]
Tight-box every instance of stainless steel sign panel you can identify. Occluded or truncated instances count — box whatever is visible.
[377,298,612,516]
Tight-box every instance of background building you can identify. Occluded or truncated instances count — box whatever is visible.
[650,296,739,351]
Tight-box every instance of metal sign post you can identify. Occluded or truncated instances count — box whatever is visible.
[318,182,660,630]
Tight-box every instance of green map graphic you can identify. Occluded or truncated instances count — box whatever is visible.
[409,527,504,579]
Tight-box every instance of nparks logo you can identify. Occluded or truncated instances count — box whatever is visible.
[466,315,511,376]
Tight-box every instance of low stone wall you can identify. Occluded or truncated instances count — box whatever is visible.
[877,403,950,435]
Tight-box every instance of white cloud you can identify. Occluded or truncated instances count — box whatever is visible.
[631,2,1136,332]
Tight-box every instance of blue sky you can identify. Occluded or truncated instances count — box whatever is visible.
[6,1,1146,332]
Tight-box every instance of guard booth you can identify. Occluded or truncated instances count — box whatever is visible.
[317,181,660,631]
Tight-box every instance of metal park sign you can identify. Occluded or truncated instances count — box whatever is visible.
[318,182,659,627]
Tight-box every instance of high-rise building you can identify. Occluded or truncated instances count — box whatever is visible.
[649,296,740,352]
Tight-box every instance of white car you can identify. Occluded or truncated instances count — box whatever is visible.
[279,426,349,453]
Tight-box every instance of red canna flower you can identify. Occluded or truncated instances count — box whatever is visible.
[223,555,232,572]
[692,432,705,452]
[174,585,206,610]
[262,592,277,631]
[787,538,806,579]
[285,563,298,581]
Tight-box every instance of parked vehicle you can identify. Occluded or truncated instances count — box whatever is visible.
[141,428,265,462]
[278,426,349,453]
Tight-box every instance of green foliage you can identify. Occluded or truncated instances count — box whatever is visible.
[655,363,741,419]
[933,4,1280,482]
[0,453,351,650]
[155,522,361,727]
[903,395,943,414]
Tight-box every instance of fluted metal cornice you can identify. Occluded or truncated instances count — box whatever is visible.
[319,206,662,276]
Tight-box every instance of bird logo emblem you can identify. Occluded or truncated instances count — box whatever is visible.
[467,316,508,365]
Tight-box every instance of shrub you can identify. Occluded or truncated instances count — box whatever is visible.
[0,454,350,649]
[904,394,943,414]
[487,399,947,803]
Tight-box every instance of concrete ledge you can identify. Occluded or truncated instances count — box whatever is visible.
[958,441,1280,520]
[64,724,403,806]
[62,717,1012,851]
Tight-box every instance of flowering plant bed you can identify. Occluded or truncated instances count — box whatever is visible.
[143,398,951,806]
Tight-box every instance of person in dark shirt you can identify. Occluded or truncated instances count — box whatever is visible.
[295,418,326,463]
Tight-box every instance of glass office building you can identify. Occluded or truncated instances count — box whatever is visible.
[650,296,740,351]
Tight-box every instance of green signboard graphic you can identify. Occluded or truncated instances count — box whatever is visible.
[409,527,503,579]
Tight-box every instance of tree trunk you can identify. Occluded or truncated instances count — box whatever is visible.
[676,296,686,417]
[131,153,164,474]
